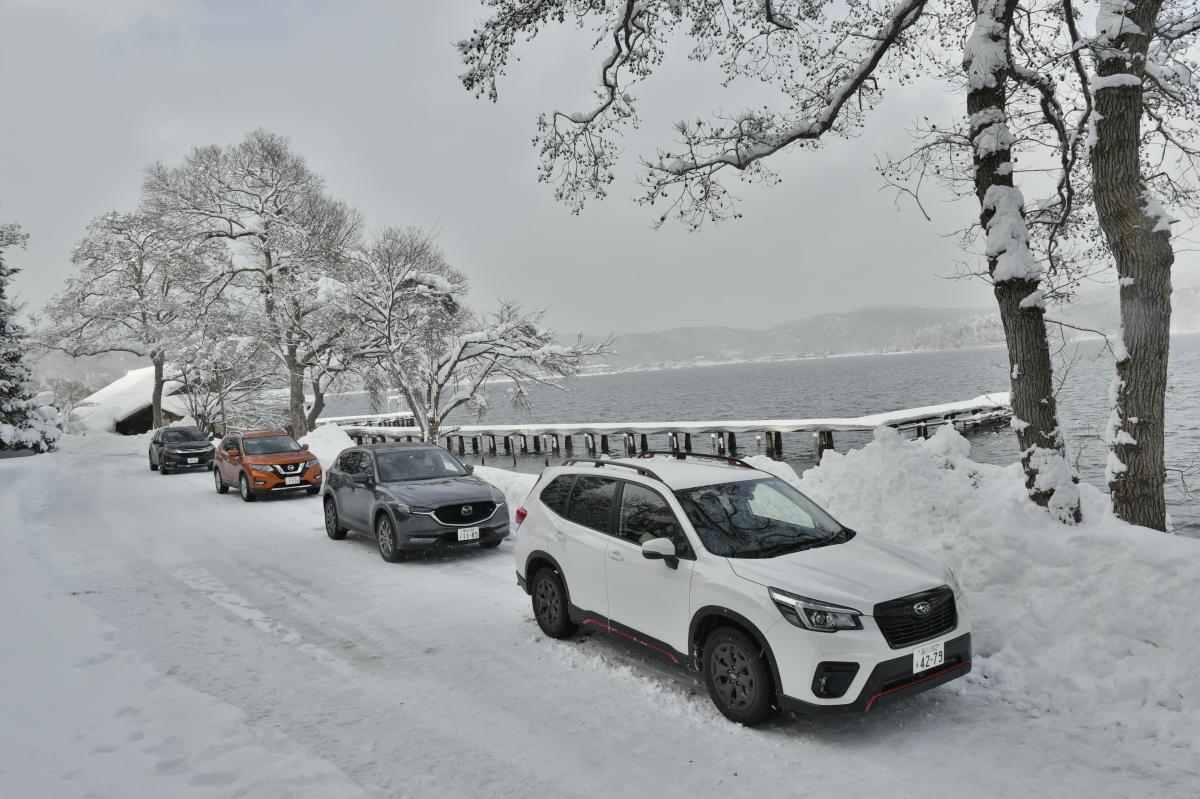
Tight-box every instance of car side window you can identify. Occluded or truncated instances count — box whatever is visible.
[340,451,362,474]
[539,476,575,518]
[618,483,689,553]
[565,476,617,533]
[221,436,238,452]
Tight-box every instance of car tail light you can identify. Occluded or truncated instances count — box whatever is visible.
[515,507,528,526]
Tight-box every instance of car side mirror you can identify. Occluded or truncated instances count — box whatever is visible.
[641,537,679,569]
[302,443,310,450]
[464,464,475,474]
[352,471,373,485]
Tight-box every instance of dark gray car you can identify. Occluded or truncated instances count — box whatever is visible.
[322,442,509,562]
[148,426,214,474]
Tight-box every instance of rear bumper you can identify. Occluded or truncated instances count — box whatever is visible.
[778,632,972,713]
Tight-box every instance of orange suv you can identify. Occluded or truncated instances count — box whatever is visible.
[213,430,323,502]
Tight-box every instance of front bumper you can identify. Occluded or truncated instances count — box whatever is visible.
[163,451,213,468]
[247,464,323,492]
[777,632,972,713]
[392,511,510,551]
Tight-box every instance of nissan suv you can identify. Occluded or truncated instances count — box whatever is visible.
[322,442,510,562]
[213,430,323,501]
[513,453,971,725]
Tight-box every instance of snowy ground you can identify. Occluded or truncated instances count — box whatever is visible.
[2,432,1197,798]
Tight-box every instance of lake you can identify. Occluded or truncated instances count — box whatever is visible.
[325,334,1200,534]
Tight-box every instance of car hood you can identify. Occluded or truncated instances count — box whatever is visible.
[727,534,946,612]
[377,475,498,506]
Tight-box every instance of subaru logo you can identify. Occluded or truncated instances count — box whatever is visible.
[913,601,932,617]
[461,505,473,516]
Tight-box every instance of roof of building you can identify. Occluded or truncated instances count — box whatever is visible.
[72,367,189,433]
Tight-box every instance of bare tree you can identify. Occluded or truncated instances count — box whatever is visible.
[1087,0,1198,530]
[458,0,1084,521]
[40,211,225,429]
[144,129,362,436]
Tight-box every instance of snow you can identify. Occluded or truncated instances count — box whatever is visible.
[72,366,189,433]
[299,423,356,470]
[2,433,1196,796]
[1091,72,1144,90]
[983,185,1041,282]
[1143,192,1179,234]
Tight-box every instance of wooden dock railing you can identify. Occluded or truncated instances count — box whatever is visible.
[324,392,1011,463]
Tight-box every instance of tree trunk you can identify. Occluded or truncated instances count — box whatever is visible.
[305,377,326,433]
[965,0,1080,523]
[1091,1,1172,531]
[286,350,309,438]
[151,353,165,429]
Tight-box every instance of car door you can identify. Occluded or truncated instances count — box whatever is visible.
[553,475,617,619]
[336,450,372,529]
[220,436,243,483]
[604,481,696,657]
[149,430,162,464]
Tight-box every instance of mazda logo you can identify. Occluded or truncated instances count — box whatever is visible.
[913,601,932,617]
[460,505,473,516]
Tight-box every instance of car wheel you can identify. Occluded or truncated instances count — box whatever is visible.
[703,627,775,726]
[206,462,214,472]
[160,463,171,475]
[149,455,158,471]
[214,467,228,494]
[376,514,404,563]
[239,473,257,502]
[324,498,347,540]
[531,568,577,639]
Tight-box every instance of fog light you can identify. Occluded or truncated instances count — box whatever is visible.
[812,662,860,699]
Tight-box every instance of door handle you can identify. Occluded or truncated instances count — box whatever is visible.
[608,550,623,562]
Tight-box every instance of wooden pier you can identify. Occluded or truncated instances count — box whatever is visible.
[326,393,1011,463]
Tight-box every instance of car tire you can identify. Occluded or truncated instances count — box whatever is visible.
[149,455,158,471]
[214,467,228,494]
[531,568,577,639]
[160,464,171,475]
[702,627,776,726]
[479,538,503,549]
[375,514,405,563]
[206,462,214,472]
[239,473,257,502]
[324,498,347,540]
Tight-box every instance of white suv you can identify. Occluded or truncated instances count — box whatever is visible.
[513,453,971,725]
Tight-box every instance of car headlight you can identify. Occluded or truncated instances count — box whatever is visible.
[769,588,863,632]
[389,501,432,515]
[249,464,274,473]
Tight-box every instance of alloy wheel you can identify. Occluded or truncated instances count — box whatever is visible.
[325,501,338,535]
[534,576,560,627]
[710,642,757,710]
[377,517,395,558]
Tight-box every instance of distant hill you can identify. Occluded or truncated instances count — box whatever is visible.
[591,287,1200,372]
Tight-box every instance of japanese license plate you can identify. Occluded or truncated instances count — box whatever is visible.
[187,457,198,464]
[457,526,480,542]
[913,640,945,674]
[285,476,300,485]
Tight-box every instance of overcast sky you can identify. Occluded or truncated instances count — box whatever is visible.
[2,0,1194,336]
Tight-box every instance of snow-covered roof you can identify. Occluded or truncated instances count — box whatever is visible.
[72,367,190,433]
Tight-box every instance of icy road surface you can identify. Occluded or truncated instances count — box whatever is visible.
[1,453,1193,798]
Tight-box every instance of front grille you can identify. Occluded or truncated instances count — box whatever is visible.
[874,586,957,649]
[274,462,304,475]
[433,501,497,526]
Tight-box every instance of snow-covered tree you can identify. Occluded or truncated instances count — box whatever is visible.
[345,227,605,441]
[40,210,226,429]
[144,129,362,437]
[0,224,61,453]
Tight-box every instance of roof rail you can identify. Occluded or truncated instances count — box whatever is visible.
[561,458,664,482]
[637,451,756,470]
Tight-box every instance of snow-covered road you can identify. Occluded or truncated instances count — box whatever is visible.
[2,452,1194,798]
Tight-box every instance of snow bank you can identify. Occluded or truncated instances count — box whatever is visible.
[55,430,153,457]
[475,465,538,525]
[750,426,1199,751]
[299,424,355,470]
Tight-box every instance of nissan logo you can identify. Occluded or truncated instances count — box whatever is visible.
[913,601,932,617]
[460,505,473,516]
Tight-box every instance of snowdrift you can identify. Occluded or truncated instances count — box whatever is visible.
[748,426,1198,751]
[299,424,356,470]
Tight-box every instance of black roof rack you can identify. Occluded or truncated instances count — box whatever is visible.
[561,458,664,482]
[636,451,757,469]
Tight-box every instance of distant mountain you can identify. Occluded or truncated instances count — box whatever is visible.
[591,288,1200,372]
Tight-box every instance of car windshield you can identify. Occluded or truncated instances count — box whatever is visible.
[162,429,207,443]
[375,449,466,482]
[242,435,302,455]
[675,477,851,559]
